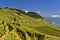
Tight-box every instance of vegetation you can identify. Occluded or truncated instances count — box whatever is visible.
[0,7,60,40]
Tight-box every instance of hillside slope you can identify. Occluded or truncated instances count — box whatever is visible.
[0,7,60,40]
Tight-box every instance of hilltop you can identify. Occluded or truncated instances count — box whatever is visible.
[0,7,60,40]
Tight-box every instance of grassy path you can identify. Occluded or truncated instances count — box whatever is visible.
[0,25,10,40]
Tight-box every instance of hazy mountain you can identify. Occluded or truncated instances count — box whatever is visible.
[44,17,60,27]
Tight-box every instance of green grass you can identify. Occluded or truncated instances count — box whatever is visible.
[0,25,5,36]
[0,7,60,40]
[5,29,16,40]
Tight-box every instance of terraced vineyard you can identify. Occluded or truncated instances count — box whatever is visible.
[0,7,60,40]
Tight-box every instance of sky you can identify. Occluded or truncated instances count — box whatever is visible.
[0,0,60,16]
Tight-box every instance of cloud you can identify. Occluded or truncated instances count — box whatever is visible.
[25,10,28,13]
[51,15,60,18]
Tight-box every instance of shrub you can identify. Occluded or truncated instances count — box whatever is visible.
[6,23,13,31]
